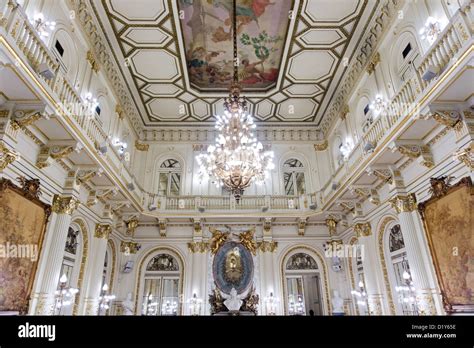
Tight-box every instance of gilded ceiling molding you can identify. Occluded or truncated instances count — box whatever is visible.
[51,195,80,215]
[354,222,371,238]
[94,223,112,239]
[389,193,417,213]
[397,144,434,168]
[36,145,77,169]
[257,240,278,253]
[10,109,45,130]
[187,241,209,253]
[0,141,19,171]
[134,140,149,152]
[314,140,328,151]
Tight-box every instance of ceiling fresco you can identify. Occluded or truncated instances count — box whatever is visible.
[178,0,292,92]
[91,0,377,126]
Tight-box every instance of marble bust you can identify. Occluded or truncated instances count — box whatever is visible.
[331,290,345,315]
[222,287,243,312]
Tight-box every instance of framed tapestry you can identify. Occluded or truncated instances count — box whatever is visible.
[0,177,51,314]
[418,176,473,314]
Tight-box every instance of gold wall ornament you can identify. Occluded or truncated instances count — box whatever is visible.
[366,52,380,74]
[120,240,141,254]
[257,240,278,252]
[0,142,19,170]
[397,144,421,158]
[389,193,417,213]
[239,228,257,255]
[17,177,42,200]
[209,227,229,254]
[354,222,372,237]
[11,110,43,130]
[314,140,328,151]
[86,50,100,73]
[134,140,149,152]
[453,143,473,170]
[95,223,112,239]
[125,216,139,237]
[187,241,209,253]
[425,176,455,200]
[52,195,79,215]
[432,110,462,128]
[325,217,338,236]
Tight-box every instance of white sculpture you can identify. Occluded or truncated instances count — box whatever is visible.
[331,290,344,315]
[122,292,134,315]
[222,287,243,312]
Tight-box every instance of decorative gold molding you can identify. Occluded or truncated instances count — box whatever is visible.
[209,227,228,254]
[377,216,397,315]
[11,110,43,130]
[389,193,417,213]
[51,195,79,215]
[95,223,112,239]
[135,140,149,152]
[432,110,462,129]
[36,145,75,169]
[325,217,338,236]
[125,216,139,237]
[314,140,328,151]
[366,52,380,74]
[354,222,371,237]
[86,50,100,73]
[453,143,473,170]
[187,241,209,253]
[0,141,19,170]
[120,240,140,254]
[257,240,278,252]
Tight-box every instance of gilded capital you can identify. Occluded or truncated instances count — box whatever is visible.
[52,195,79,215]
[354,222,371,238]
[95,223,112,239]
[187,241,209,253]
[125,216,139,237]
[257,240,278,253]
[314,140,328,151]
[120,240,140,254]
[389,193,417,213]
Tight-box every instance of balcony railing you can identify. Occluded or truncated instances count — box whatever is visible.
[0,0,143,205]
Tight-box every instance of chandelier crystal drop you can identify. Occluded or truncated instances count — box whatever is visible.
[196,0,274,202]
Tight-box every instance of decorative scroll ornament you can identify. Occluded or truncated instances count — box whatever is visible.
[94,224,112,239]
[314,140,328,151]
[187,241,209,253]
[432,110,462,129]
[389,193,417,213]
[239,228,257,255]
[354,222,372,238]
[209,227,229,255]
[17,177,42,199]
[11,110,44,130]
[125,216,139,237]
[257,241,278,253]
[120,241,141,254]
[135,140,149,152]
[0,142,19,171]
[52,195,79,215]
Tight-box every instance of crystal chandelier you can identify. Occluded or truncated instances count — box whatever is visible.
[196,0,274,202]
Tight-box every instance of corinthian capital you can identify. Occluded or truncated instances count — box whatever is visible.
[51,195,80,215]
[354,222,371,237]
[95,224,112,239]
[389,193,417,213]
[0,142,19,171]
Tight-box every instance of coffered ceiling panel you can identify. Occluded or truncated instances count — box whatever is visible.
[90,0,378,127]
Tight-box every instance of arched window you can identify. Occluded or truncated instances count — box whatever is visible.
[284,253,322,315]
[158,159,182,196]
[141,253,181,316]
[387,224,418,315]
[283,159,306,196]
[57,226,82,315]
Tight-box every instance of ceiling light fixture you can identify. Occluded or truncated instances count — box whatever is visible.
[196,0,274,203]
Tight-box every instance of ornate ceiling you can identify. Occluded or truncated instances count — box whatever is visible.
[88,0,378,128]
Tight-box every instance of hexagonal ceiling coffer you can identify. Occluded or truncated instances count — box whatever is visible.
[122,27,171,48]
[142,84,182,97]
[147,98,189,121]
[297,28,345,48]
[276,98,318,121]
[109,0,167,22]
[255,100,276,121]
[190,100,211,120]
[130,50,180,82]
[287,51,336,83]
[284,84,323,98]
[303,0,361,25]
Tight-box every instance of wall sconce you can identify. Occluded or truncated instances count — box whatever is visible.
[419,17,441,44]
[264,292,278,315]
[188,293,203,316]
[54,274,79,315]
[98,283,116,316]
[33,13,56,39]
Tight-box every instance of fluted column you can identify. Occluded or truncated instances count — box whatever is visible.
[187,242,208,315]
[34,195,80,315]
[82,224,111,315]
[355,222,385,315]
[390,194,438,315]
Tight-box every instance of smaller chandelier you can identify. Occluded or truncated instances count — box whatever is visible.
[419,17,441,44]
